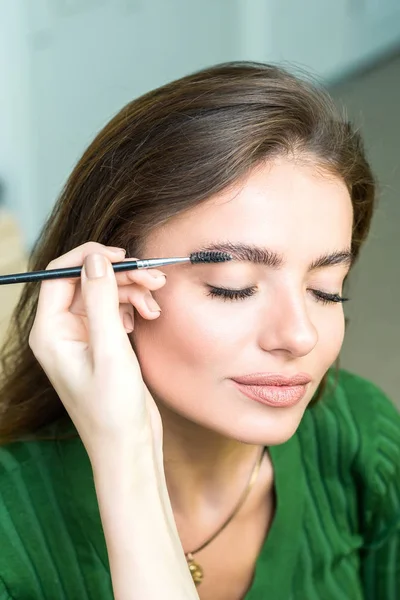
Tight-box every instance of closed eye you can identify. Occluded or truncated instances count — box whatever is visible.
[207,286,349,304]
[310,290,349,305]
[207,286,257,301]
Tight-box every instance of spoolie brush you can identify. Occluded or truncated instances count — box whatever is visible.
[0,251,233,286]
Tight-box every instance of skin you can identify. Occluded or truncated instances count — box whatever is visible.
[130,157,354,548]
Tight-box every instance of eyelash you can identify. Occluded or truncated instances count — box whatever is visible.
[207,286,349,305]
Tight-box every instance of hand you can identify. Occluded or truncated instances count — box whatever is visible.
[29,242,199,599]
[28,242,167,461]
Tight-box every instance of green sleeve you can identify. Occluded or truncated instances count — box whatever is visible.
[358,382,400,599]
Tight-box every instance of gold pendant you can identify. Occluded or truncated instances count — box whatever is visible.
[186,553,204,586]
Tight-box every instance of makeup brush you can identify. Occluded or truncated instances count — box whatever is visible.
[0,251,232,286]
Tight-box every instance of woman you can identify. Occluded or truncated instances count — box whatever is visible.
[0,62,399,600]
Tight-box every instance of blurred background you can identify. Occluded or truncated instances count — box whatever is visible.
[0,0,399,406]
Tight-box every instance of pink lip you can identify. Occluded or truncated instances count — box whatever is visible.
[232,382,308,408]
[231,372,312,386]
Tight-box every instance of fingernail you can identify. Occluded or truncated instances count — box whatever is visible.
[108,247,126,256]
[85,254,107,279]
[145,294,161,313]
[149,270,167,279]
[123,313,134,332]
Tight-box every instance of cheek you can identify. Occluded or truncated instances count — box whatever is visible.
[132,296,247,382]
[316,309,346,367]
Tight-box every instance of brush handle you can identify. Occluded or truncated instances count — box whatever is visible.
[0,257,191,285]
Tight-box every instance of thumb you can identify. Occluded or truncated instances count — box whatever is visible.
[81,253,127,355]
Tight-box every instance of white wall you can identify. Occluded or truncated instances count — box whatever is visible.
[3,0,240,248]
[2,0,400,248]
[0,1,35,237]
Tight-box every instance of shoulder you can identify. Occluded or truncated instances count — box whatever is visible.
[313,367,400,452]
[301,368,400,541]
[0,424,65,538]
[0,422,63,487]
[0,419,80,508]
[0,420,79,587]
[0,418,81,520]
[305,367,400,468]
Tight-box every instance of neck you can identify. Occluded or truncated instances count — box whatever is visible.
[158,403,265,519]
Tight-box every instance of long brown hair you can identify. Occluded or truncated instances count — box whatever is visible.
[0,62,375,444]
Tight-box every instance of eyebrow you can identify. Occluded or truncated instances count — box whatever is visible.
[196,242,354,271]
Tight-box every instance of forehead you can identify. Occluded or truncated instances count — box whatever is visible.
[147,159,353,256]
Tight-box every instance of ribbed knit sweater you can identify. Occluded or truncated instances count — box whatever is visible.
[0,368,399,599]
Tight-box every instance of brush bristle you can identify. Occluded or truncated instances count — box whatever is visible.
[190,251,232,264]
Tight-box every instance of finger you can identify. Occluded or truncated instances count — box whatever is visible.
[119,303,134,333]
[81,253,131,352]
[36,242,126,322]
[124,285,162,320]
[115,264,166,290]
[69,275,166,317]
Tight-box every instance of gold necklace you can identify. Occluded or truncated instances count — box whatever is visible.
[185,447,265,586]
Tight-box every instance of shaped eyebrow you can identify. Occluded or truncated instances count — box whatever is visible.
[196,242,354,271]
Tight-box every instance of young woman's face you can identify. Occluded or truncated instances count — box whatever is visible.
[132,158,353,445]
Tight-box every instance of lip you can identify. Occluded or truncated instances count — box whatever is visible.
[232,381,308,407]
[231,372,312,386]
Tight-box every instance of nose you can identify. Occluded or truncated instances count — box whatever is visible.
[257,289,318,358]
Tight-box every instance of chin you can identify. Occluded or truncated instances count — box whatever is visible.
[196,404,307,447]
[226,417,304,447]
[215,380,319,446]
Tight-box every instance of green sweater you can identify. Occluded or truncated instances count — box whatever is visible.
[0,369,399,599]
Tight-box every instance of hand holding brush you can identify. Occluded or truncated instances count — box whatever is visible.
[25,241,230,599]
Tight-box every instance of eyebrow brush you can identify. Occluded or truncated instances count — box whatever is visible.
[0,251,232,286]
